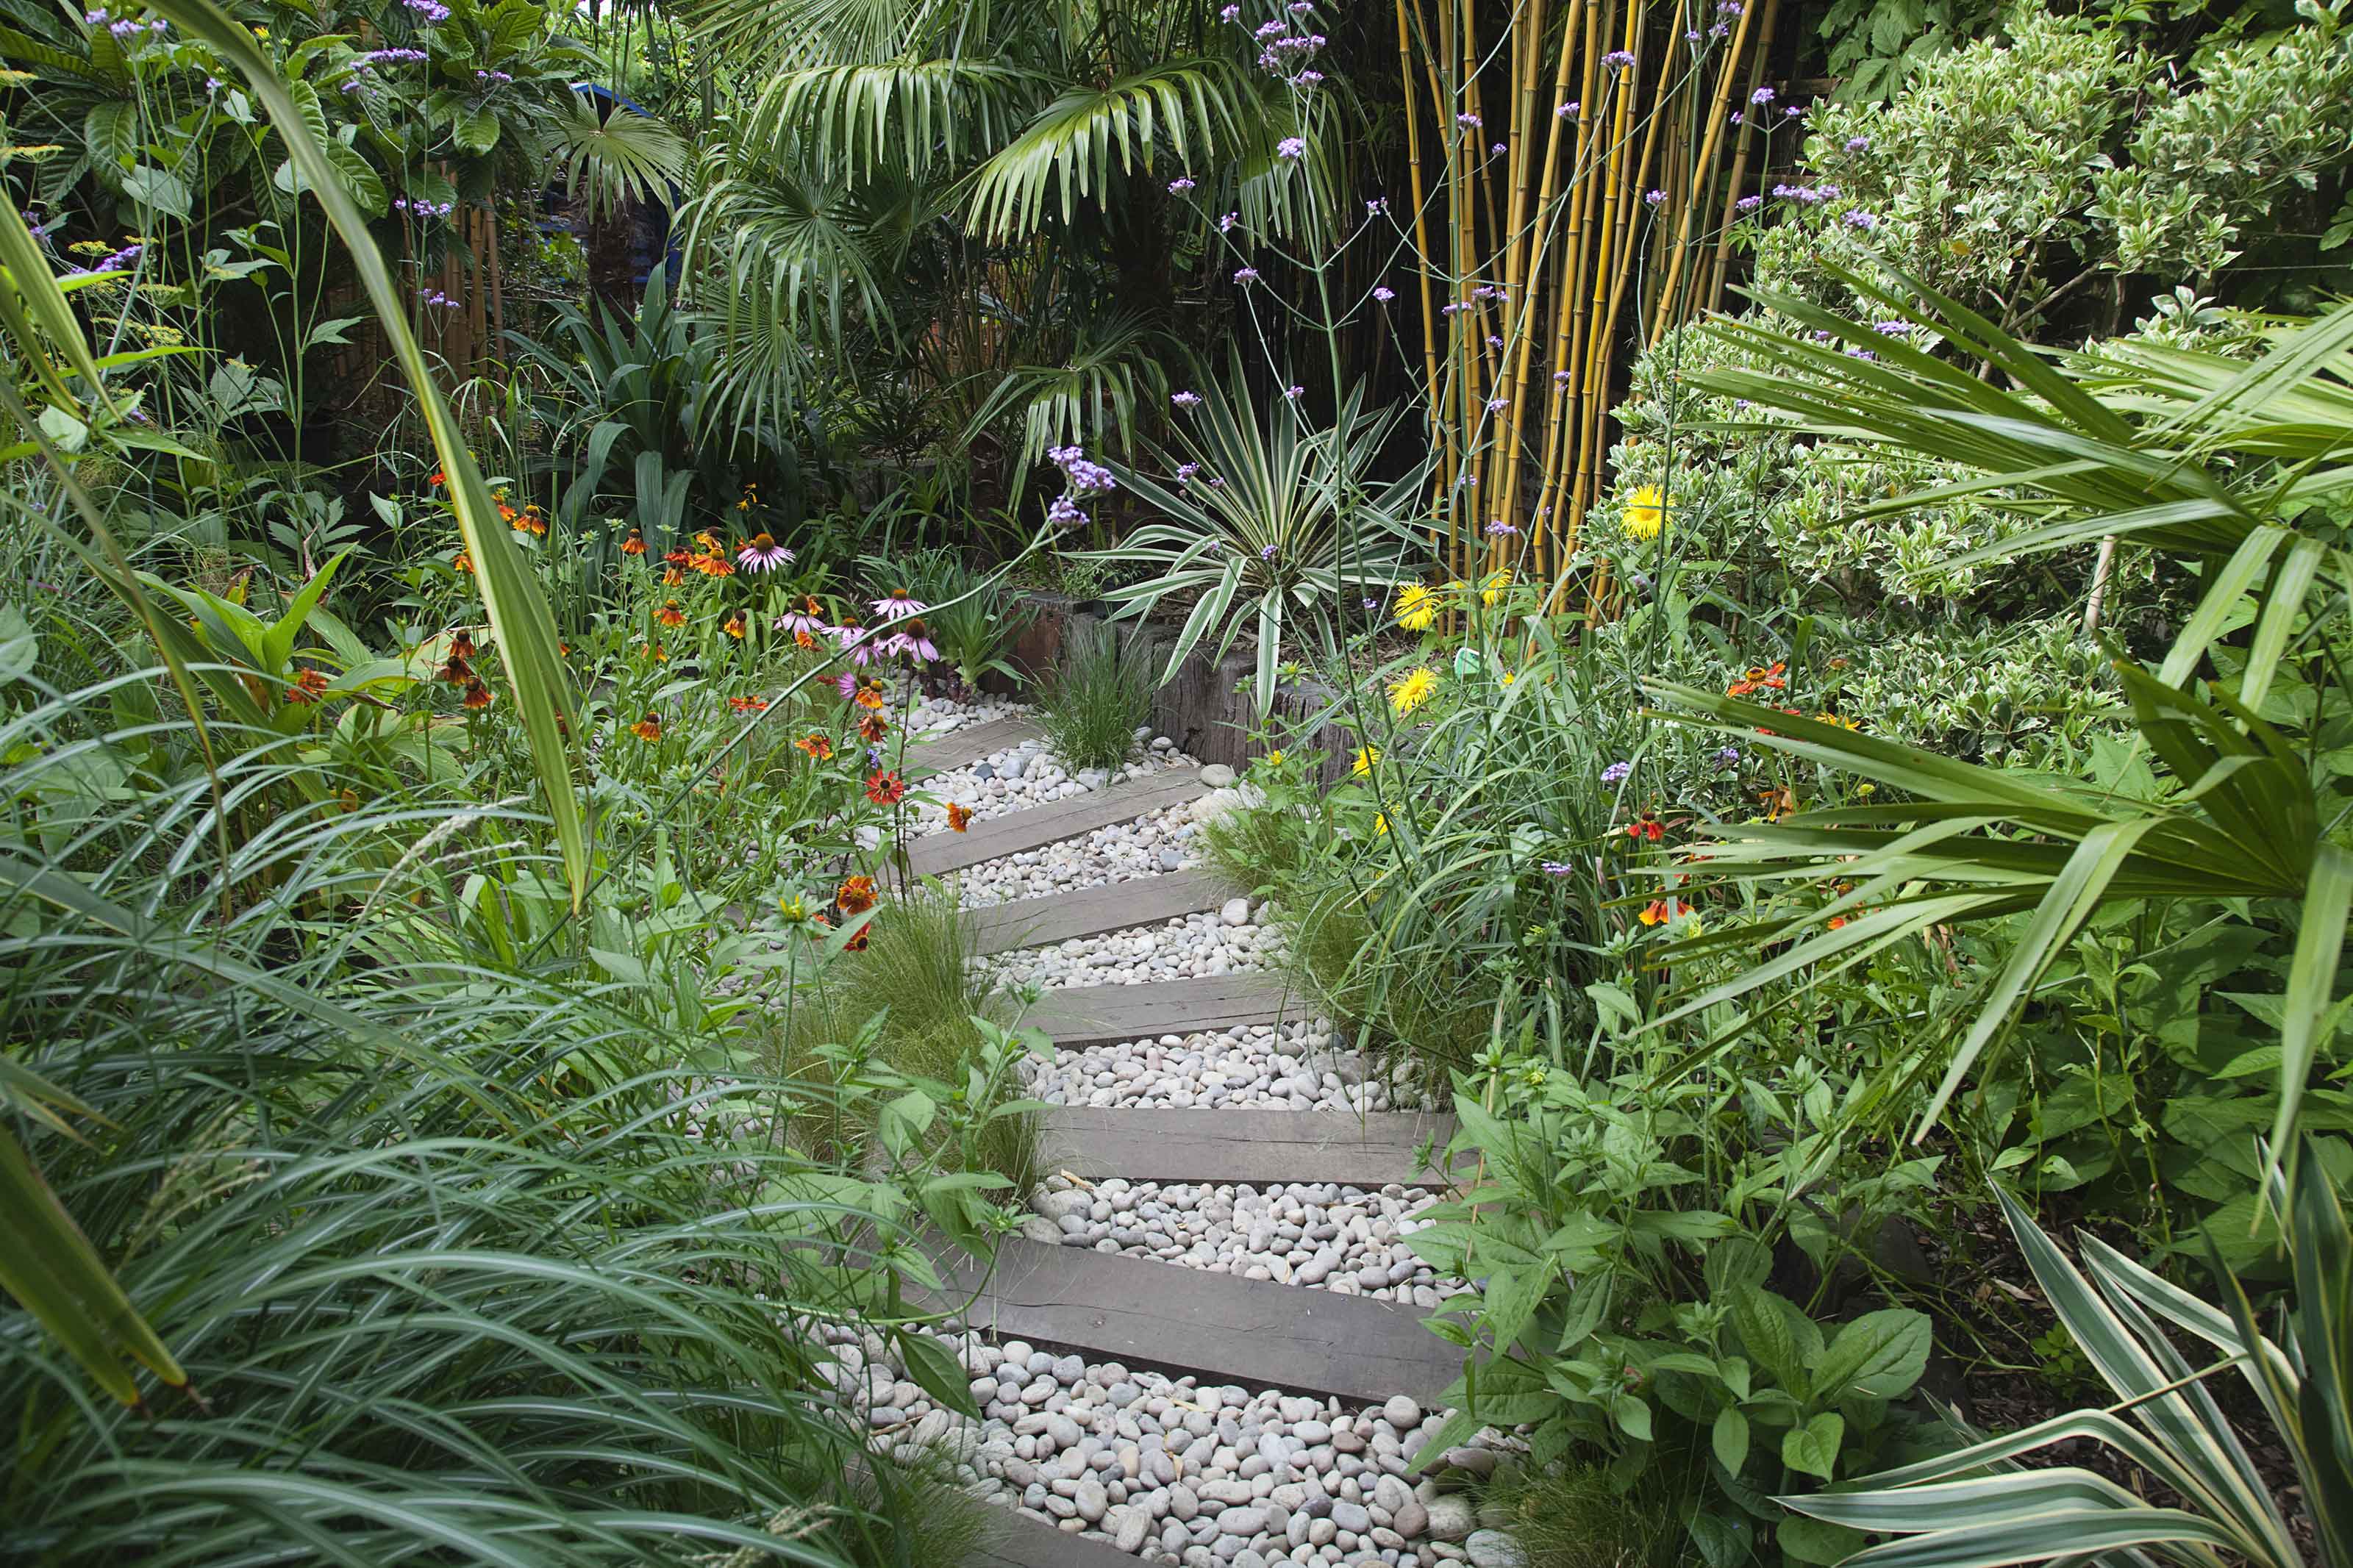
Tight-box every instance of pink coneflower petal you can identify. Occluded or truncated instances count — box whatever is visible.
[738,533,795,571]
[871,591,928,621]
[885,633,942,662]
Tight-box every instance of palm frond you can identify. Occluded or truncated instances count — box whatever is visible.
[549,90,690,222]
[967,60,1243,240]
[744,59,1029,180]
[960,311,1175,467]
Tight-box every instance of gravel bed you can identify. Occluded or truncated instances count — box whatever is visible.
[908,731,1202,837]
[989,903,1288,989]
[951,793,1236,908]
[904,691,1030,740]
[1022,1177,1465,1307]
[815,1320,1527,1567]
[1018,1020,1427,1112]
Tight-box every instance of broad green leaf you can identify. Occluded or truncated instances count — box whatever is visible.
[1713,1406,1750,1475]
[1782,1411,1844,1481]
[894,1326,980,1420]
[1815,1309,1932,1400]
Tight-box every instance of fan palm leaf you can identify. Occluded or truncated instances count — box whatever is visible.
[960,310,1176,466]
[549,90,689,221]
[746,58,1029,179]
[967,60,1245,239]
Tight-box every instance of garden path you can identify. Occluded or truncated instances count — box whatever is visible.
[882,741,1499,1568]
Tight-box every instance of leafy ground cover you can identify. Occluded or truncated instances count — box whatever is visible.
[7,0,2353,1561]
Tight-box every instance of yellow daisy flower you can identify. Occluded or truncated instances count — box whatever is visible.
[1395,582,1438,631]
[1373,812,1389,836]
[1388,667,1438,716]
[1623,484,1670,540]
[1352,746,1380,777]
[1480,570,1510,607]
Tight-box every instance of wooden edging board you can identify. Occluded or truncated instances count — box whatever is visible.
[1038,1108,1463,1188]
[966,869,1232,956]
[1012,973,1297,1051]
[905,715,1045,778]
[904,770,1210,880]
[969,1511,1146,1568]
[932,1239,1460,1406]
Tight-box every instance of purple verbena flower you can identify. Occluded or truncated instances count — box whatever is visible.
[1601,760,1632,784]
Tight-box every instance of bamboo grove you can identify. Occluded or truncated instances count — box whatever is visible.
[1393,0,1783,588]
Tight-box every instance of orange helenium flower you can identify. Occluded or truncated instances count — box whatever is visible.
[947,802,974,832]
[285,667,329,704]
[795,734,834,760]
[836,876,877,915]
[621,528,646,556]
[657,601,686,628]
[864,769,905,806]
[857,712,888,744]
[462,679,495,710]
[723,612,746,640]
[630,712,663,742]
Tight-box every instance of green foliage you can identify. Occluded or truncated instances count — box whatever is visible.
[774,884,1044,1195]
[509,270,807,548]
[1084,368,1427,713]
[890,547,1037,692]
[1784,1155,2352,1568]
[1663,275,2353,1183]
[1035,623,1154,772]
[1408,1017,1948,1568]
[1815,0,2000,104]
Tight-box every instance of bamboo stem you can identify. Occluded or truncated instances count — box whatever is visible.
[1644,0,1758,345]
[1704,0,1777,311]
[1400,0,1447,545]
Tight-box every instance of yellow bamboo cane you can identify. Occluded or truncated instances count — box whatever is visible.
[1643,0,1759,345]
